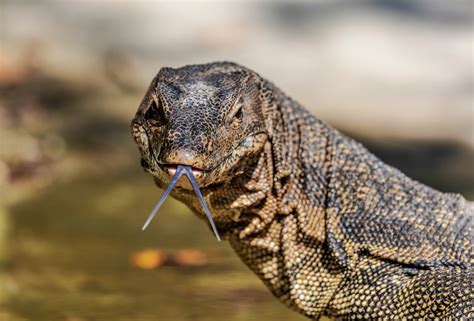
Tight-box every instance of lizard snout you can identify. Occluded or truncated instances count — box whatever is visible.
[159,149,207,171]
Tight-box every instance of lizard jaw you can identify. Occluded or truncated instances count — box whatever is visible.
[150,132,268,190]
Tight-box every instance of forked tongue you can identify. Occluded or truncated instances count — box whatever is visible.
[141,165,221,241]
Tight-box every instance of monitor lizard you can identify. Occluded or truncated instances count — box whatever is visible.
[131,62,473,320]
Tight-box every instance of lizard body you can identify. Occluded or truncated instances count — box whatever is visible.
[131,62,473,320]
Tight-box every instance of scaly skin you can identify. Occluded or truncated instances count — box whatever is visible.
[131,62,473,320]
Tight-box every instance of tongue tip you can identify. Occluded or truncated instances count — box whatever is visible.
[143,165,221,242]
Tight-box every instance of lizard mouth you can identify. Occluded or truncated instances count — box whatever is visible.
[160,164,206,178]
[154,163,214,191]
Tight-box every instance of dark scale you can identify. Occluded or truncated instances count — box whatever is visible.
[131,62,473,320]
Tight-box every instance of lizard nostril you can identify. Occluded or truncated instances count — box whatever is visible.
[140,158,149,169]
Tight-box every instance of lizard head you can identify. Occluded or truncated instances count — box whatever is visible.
[131,62,268,190]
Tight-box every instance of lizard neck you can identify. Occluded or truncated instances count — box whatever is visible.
[220,88,342,318]
[232,86,471,317]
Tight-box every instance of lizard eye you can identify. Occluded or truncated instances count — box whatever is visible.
[145,96,166,126]
[227,97,244,128]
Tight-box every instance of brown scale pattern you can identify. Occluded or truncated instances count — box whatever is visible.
[131,62,473,320]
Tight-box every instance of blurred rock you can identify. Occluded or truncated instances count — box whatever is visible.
[172,249,208,267]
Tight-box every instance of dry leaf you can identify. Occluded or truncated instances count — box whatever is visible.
[130,249,166,269]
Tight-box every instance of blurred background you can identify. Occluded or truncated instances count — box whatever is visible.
[0,1,473,320]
